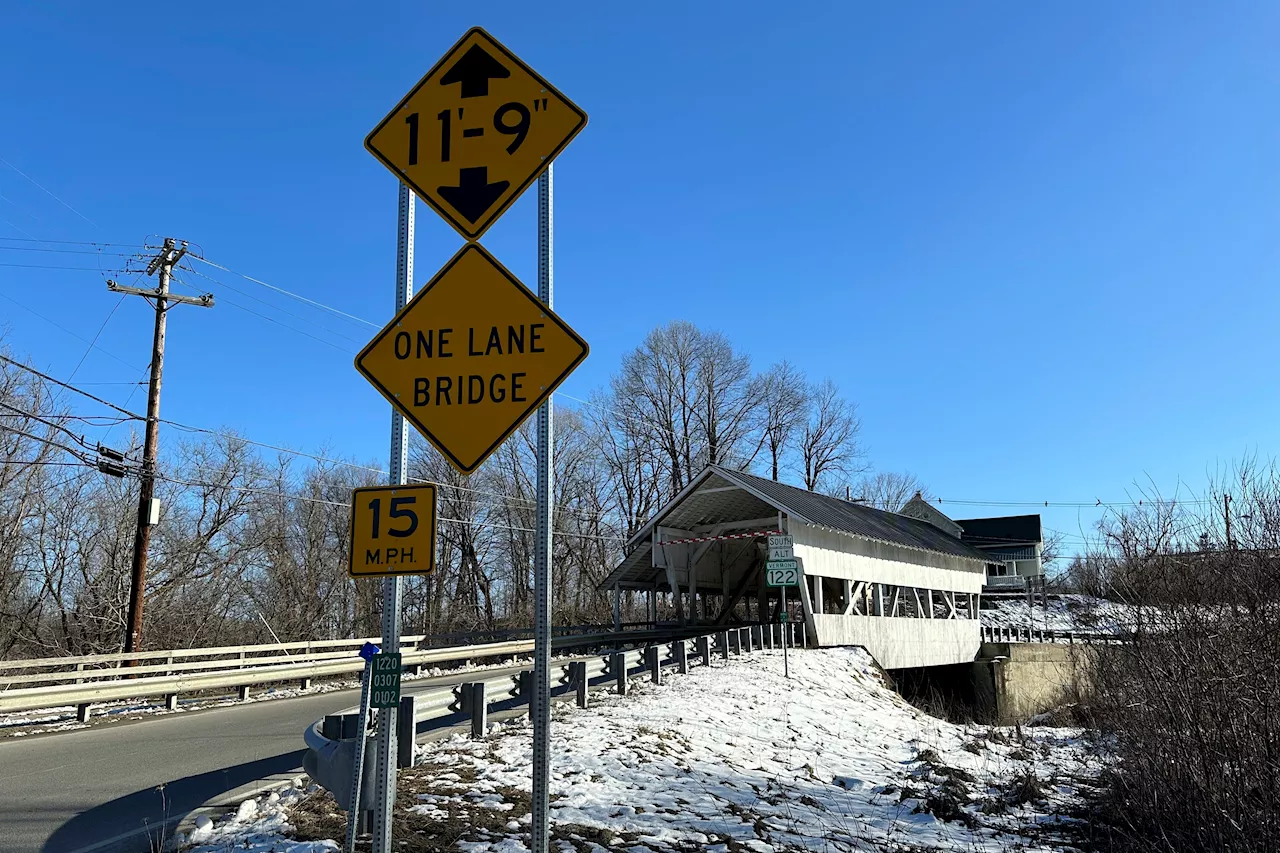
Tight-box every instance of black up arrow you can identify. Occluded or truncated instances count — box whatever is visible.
[438,167,510,223]
[440,45,510,98]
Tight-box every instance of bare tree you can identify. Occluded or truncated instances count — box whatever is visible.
[799,379,864,491]
[692,330,762,470]
[758,361,808,482]
[851,471,930,511]
[612,321,701,494]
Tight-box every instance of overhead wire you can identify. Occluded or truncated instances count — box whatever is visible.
[0,237,120,247]
[172,268,365,348]
[188,254,379,328]
[152,472,625,542]
[0,353,623,528]
[0,292,141,371]
[0,155,99,228]
[0,245,140,258]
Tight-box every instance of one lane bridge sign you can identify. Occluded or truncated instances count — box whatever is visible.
[354,243,589,475]
[348,484,437,578]
[364,27,588,241]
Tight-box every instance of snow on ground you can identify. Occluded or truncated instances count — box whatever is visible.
[187,647,1105,852]
[178,784,338,853]
[981,594,1137,635]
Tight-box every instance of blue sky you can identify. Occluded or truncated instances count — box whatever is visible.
[2,2,1278,554]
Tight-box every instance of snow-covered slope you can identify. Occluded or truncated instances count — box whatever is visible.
[183,647,1103,852]
[981,594,1137,634]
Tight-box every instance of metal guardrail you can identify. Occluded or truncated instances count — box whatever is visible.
[0,623,651,677]
[0,625,670,712]
[980,625,1128,644]
[301,622,800,811]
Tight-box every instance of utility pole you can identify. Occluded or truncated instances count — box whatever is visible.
[1224,493,1233,549]
[110,239,213,660]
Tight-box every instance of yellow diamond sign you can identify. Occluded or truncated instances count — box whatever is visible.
[355,244,589,475]
[365,27,587,241]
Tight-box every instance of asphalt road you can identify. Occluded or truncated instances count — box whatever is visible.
[0,670,492,853]
[0,632,665,853]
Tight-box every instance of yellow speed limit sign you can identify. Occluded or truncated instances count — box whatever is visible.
[348,484,436,578]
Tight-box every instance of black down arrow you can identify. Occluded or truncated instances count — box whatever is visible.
[440,45,510,98]
[438,167,510,223]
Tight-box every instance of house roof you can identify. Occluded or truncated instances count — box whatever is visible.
[954,514,1042,547]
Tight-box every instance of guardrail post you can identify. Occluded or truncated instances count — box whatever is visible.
[765,624,773,650]
[720,631,731,661]
[77,703,92,723]
[801,620,808,647]
[397,695,416,767]
[675,642,688,674]
[612,652,627,696]
[237,685,250,701]
[323,715,342,739]
[165,654,174,676]
[518,670,533,715]
[697,636,711,667]
[239,650,247,669]
[647,646,661,685]
[299,678,313,690]
[570,661,588,709]
[1068,631,1075,644]
[471,683,488,739]
[165,694,178,711]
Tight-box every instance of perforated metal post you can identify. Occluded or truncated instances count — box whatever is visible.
[530,165,554,853]
[372,182,413,853]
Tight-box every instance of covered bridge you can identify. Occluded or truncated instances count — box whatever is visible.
[599,466,994,669]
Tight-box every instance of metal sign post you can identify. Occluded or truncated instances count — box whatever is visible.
[371,182,414,853]
[781,590,789,679]
[529,164,554,853]
[346,641,380,853]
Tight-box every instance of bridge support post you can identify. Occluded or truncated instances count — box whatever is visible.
[697,635,711,667]
[647,646,661,684]
[612,652,627,696]
[397,695,416,766]
[570,661,588,708]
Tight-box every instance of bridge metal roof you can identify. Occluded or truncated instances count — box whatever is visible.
[601,466,992,590]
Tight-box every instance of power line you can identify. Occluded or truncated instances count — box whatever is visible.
[0,156,99,228]
[67,294,127,383]
[0,292,141,371]
[152,472,625,542]
[0,237,120,247]
[0,353,144,418]
[0,261,122,272]
[935,497,1214,508]
[189,254,379,328]
[0,245,140,258]
[0,354,622,528]
[178,265,366,345]
[169,273,359,352]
